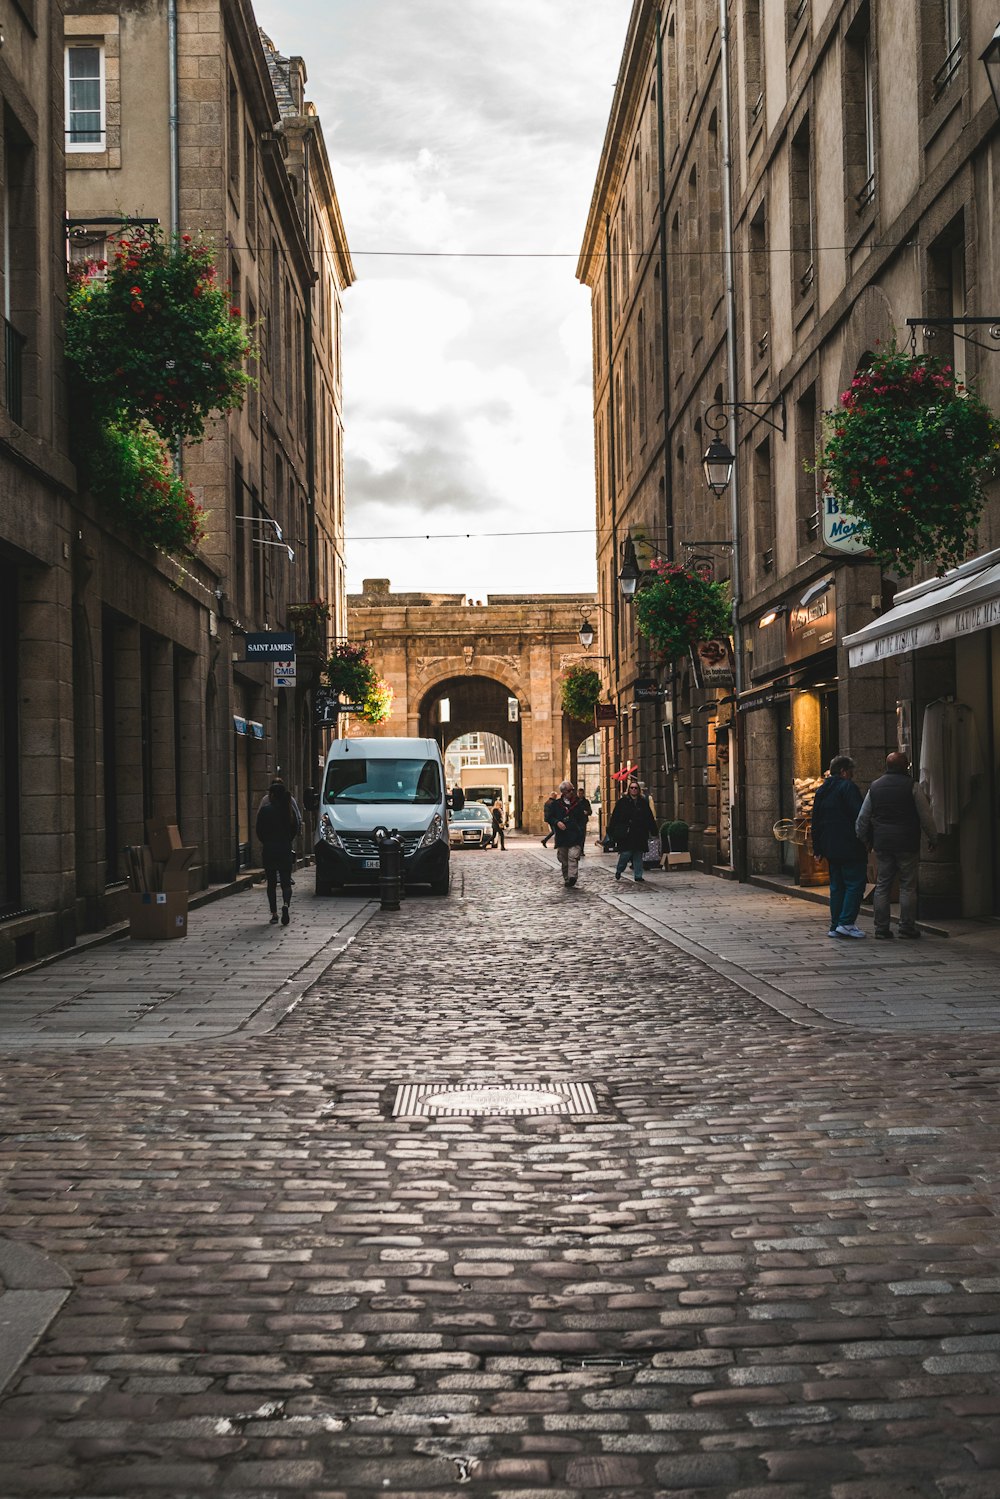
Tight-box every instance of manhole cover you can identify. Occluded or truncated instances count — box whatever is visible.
[392,1082,599,1117]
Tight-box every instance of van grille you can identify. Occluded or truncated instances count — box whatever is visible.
[339,832,423,859]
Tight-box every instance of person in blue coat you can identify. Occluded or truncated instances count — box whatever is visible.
[810,754,867,939]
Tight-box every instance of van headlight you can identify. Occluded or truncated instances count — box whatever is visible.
[320,814,344,849]
[417,814,444,850]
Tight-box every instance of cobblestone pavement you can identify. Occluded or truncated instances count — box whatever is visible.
[2,844,1000,1497]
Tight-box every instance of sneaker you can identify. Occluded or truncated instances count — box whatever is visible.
[269,913,278,924]
[614,871,621,882]
[634,878,644,884]
[567,876,577,887]
[827,928,841,938]
[836,924,866,939]
[874,928,894,940]
[281,907,290,926]
[898,927,921,939]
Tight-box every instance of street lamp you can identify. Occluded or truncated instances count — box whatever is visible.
[579,618,595,649]
[982,23,1000,116]
[577,602,616,649]
[618,537,642,599]
[702,435,735,496]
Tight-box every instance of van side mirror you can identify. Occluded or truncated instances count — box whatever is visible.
[303,785,319,813]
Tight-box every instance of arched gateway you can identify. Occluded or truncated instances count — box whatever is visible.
[347,581,599,832]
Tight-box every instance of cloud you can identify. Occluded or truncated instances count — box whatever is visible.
[253,0,632,597]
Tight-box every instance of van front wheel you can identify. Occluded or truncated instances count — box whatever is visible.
[429,873,450,896]
[315,871,334,897]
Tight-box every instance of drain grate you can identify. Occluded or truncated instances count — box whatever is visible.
[392,1081,599,1117]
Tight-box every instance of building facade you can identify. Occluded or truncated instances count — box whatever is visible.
[581,0,1000,919]
[0,0,353,972]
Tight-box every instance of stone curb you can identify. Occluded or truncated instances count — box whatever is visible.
[0,1240,72,1395]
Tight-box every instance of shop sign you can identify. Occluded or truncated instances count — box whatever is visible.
[787,581,837,663]
[314,688,360,725]
[233,714,247,736]
[248,720,264,740]
[822,493,868,554]
[634,677,669,702]
[245,631,296,661]
[594,702,617,726]
[273,660,296,688]
[689,638,734,688]
[737,686,791,713]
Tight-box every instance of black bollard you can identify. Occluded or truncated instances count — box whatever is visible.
[376,828,404,911]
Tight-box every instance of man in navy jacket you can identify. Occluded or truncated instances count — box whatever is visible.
[811,754,868,939]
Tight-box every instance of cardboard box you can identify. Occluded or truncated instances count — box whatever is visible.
[146,816,184,863]
[664,851,693,867]
[129,891,188,940]
[160,847,197,892]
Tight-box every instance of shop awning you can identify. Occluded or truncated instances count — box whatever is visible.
[844,549,1000,667]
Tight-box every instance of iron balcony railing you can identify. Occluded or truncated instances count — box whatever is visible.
[4,317,25,425]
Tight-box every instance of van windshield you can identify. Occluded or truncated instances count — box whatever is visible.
[323,758,442,805]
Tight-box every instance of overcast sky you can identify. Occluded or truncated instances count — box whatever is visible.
[254,0,633,600]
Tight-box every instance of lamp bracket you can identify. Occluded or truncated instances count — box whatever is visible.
[680,539,734,550]
[705,398,786,441]
[905,316,1000,351]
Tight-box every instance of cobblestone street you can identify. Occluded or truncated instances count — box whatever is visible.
[2,843,1000,1497]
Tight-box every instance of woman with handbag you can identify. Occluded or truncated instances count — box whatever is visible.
[607,778,658,886]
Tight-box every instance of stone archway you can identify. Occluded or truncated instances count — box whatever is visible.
[347,582,599,832]
[417,674,523,824]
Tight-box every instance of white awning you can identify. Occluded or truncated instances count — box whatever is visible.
[844,549,1000,666]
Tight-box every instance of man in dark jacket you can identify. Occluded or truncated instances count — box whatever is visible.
[811,754,867,939]
[256,780,301,926]
[545,780,589,887]
[855,751,937,940]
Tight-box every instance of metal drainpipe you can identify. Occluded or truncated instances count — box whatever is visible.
[655,7,677,822]
[303,128,318,605]
[168,0,179,238]
[604,212,620,795]
[718,0,748,881]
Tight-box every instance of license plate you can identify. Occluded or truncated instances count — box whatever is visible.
[363,859,380,870]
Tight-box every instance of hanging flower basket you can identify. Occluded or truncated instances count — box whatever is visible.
[287,600,330,656]
[358,677,393,725]
[633,560,731,663]
[324,642,377,704]
[560,664,603,721]
[816,343,1000,574]
[88,420,205,554]
[66,227,256,444]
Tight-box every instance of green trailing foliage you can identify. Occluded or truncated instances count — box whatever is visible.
[560,664,603,721]
[633,560,731,663]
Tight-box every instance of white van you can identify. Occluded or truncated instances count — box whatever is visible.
[313,737,450,896]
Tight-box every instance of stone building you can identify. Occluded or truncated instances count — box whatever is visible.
[347,581,598,834]
[61,3,353,893]
[0,0,80,967]
[581,1,1000,919]
[0,0,353,972]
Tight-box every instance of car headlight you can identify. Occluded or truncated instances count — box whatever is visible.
[418,813,444,850]
[320,814,344,849]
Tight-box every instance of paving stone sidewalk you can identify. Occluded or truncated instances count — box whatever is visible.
[0,884,376,1047]
[551,848,1000,1033]
[2,846,1000,1495]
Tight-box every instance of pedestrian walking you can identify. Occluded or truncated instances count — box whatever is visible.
[447,784,465,811]
[810,754,868,939]
[491,797,506,850]
[608,778,658,885]
[256,779,301,926]
[855,750,937,939]
[540,790,559,847]
[576,786,592,858]
[545,780,589,887]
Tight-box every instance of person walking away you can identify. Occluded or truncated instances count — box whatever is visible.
[256,780,301,926]
[855,751,937,939]
[540,790,559,847]
[811,754,867,939]
[576,787,592,857]
[448,784,465,812]
[545,780,588,887]
[608,778,658,885]
[491,797,506,850]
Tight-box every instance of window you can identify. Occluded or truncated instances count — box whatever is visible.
[753,436,774,577]
[790,116,814,305]
[844,6,876,219]
[749,201,769,367]
[65,45,105,151]
[244,129,257,249]
[227,72,240,193]
[745,1,764,133]
[795,384,820,543]
[928,215,967,385]
[934,0,962,98]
